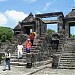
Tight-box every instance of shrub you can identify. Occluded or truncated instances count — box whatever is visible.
[1,35,7,42]
[0,26,14,42]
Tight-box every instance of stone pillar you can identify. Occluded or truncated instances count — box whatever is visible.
[26,53,32,68]
[58,15,64,33]
[52,54,60,69]
[36,19,40,36]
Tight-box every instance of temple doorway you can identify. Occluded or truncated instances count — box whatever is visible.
[23,26,33,35]
[47,24,58,32]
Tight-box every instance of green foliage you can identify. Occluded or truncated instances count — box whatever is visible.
[0,26,14,42]
[70,34,75,38]
[47,29,55,36]
[1,35,7,42]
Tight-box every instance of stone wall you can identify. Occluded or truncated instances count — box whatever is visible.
[0,34,28,53]
[36,34,52,62]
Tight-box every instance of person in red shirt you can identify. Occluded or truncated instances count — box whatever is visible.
[29,33,35,46]
[25,39,32,53]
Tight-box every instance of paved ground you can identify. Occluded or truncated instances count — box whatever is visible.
[0,64,52,75]
[1,64,75,75]
[32,68,75,75]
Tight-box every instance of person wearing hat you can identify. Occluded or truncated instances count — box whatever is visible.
[3,50,11,71]
[25,39,32,53]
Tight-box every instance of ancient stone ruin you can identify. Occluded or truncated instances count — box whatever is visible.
[13,8,75,69]
[1,8,75,69]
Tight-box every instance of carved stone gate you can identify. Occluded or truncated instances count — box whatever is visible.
[35,12,64,33]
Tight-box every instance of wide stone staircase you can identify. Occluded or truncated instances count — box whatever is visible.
[58,38,75,68]
[10,33,52,67]
[0,33,52,67]
[10,37,40,66]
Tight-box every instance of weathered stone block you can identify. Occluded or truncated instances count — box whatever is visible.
[26,53,32,63]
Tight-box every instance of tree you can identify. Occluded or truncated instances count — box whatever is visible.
[47,29,55,37]
[70,34,75,38]
[1,35,7,42]
[0,26,14,42]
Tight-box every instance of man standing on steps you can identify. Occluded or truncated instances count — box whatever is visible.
[17,42,23,59]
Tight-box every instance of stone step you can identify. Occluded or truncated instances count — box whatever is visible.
[59,61,75,64]
[11,54,26,57]
[60,57,75,60]
[18,62,27,66]
[61,53,75,56]
[63,50,75,52]
[60,60,75,62]
[59,64,75,67]
[10,62,27,66]
[11,55,26,59]
[10,62,19,66]
[11,59,26,62]
[11,55,17,58]
[61,54,75,56]
[11,52,39,59]
[58,66,75,69]
[12,51,39,55]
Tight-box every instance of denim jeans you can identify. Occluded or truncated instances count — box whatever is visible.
[4,59,10,70]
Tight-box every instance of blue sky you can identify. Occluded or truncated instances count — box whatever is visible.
[0,0,74,34]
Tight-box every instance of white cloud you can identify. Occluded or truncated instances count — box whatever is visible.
[0,13,7,26]
[24,0,37,4]
[5,10,28,22]
[44,2,51,11]
[0,0,7,1]
[0,10,28,28]
[44,0,56,11]
[35,11,42,14]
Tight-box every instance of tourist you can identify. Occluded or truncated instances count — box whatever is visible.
[17,42,23,59]
[3,50,11,71]
[29,33,35,46]
[25,39,32,53]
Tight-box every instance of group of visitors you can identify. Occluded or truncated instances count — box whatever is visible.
[2,32,36,71]
[17,32,35,59]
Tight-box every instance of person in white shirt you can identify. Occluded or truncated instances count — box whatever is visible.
[3,50,11,71]
[17,42,23,59]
